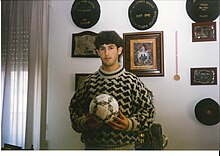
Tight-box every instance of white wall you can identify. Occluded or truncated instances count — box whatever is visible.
[47,0,219,150]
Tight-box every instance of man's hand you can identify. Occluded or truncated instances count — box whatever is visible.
[108,111,129,131]
[84,114,101,130]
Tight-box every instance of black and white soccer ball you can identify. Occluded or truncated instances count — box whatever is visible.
[89,94,119,123]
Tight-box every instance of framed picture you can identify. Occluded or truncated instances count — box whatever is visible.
[190,67,217,85]
[72,31,98,57]
[123,31,164,77]
[192,22,216,42]
[75,73,91,90]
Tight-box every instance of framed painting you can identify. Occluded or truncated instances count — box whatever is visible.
[123,31,164,77]
[72,31,98,57]
[190,67,217,85]
[75,73,91,90]
[192,22,216,42]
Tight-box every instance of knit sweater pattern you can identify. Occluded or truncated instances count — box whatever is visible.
[69,66,155,148]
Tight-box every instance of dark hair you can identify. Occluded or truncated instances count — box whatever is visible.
[94,31,123,61]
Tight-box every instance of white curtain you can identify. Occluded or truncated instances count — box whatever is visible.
[26,0,49,150]
[1,0,33,149]
[1,0,49,150]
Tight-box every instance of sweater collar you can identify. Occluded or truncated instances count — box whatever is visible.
[98,65,125,78]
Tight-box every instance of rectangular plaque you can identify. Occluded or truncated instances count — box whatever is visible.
[72,31,98,58]
[192,22,216,42]
[190,67,217,85]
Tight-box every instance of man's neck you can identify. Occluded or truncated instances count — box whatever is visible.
[101,64,120,72]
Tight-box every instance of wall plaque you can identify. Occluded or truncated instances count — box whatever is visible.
[186,0,219,22]
[71,0,101,29]
[72,31,98,57]
[195,98,219,126]
[190,67,217,85]
[192,22,216,42]
[128,0,158,30]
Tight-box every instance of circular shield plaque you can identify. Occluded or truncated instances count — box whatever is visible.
[194,98,220,126]
[186,0,220,22]
[128,0,158,30]
[71,0,101,29]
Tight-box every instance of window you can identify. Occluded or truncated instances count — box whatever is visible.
[1,25,29,148]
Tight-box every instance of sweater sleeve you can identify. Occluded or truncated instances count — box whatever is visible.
[127,77,155,132]
[69,80,89,133]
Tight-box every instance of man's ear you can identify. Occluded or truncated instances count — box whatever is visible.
[118,47,123,55]
[96,49,100,56]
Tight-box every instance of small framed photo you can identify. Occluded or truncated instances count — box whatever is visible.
[190,67,217,85]
[123,31,164,77]
[192,22,216,42]
[72,31,98,57]
[75,73,91,90]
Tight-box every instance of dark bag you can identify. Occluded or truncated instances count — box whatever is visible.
[135,122,168,150]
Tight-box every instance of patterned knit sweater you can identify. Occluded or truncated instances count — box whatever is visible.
[69,66,155,148]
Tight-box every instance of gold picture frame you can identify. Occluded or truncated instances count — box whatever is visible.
[123,31,164,77]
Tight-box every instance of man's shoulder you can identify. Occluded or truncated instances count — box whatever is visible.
[84,71,100,82]
[123,70,139,80]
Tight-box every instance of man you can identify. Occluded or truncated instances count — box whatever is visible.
[69,31,155,150]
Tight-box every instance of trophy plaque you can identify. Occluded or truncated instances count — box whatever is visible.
[128,0,158,30]
[192,22,216,42]
[186,0,219,22]
[195,98,220,126]
[71,0,101,29]
[190,67,217,85]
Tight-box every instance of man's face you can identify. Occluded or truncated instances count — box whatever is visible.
[97,44,122,70]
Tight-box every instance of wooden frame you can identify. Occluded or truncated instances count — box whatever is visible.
[75,73,91,90]
[72,31,98,57]
[192,22,216,42]
[123,31,164,77]
[190,67,217,85]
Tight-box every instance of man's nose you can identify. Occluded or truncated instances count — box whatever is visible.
[104,49,110,55]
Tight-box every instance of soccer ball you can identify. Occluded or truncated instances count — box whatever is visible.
[89,94,119,123]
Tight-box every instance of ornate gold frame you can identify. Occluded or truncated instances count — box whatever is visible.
[123,31,164,77]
